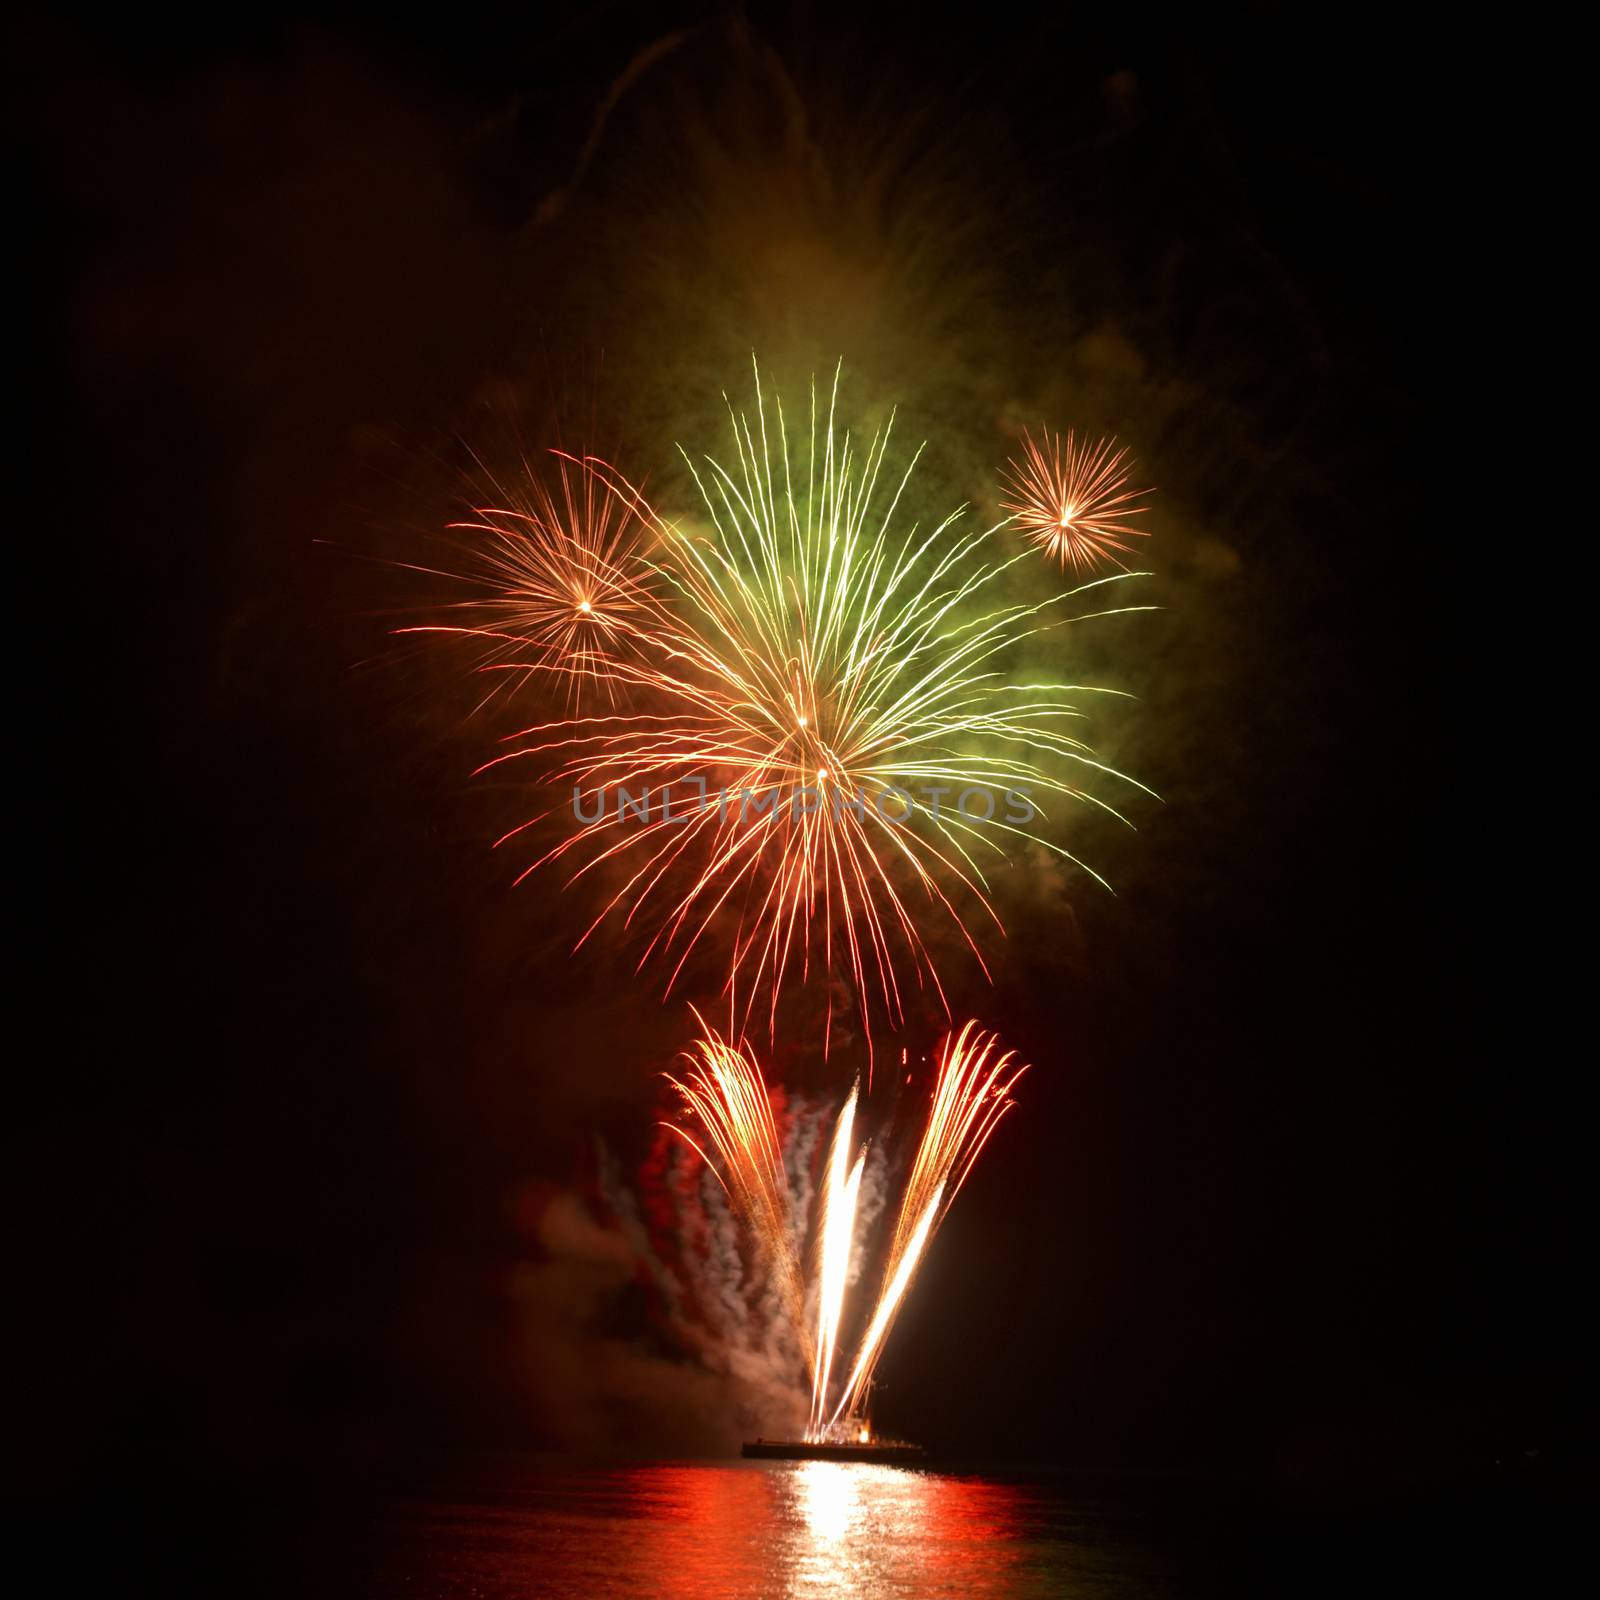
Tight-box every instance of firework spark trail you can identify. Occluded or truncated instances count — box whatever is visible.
[807,1089,863,1437]
[1001,427,1153,573]
[486,367,1155,1058]
[398,447,657,711]
[826,1182,942,1429]
[661,1015,814,1374]
[829,1020,1026,1427]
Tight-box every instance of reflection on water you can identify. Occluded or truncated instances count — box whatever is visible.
[796,1460,859,1545]
[362,1457,1182,1598]
[783,1461,1025,1594]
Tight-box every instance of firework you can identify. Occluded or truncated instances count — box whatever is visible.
[487,368,1153,1054]
[663,1016,1025,1439]
[399,447,656,710]
[1000,427,1152,573]
[828,1020,1026,1427]
[662,1014,813,1371]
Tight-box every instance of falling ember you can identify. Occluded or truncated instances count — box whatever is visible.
[397,447,656,710]
[486,367,1154,1057]
[1001,426,1153,573]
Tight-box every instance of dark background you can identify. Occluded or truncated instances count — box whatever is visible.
[17,2,1579,1593]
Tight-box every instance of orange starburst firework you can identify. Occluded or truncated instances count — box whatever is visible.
[1000,427,1152,572]
[399,447,656,709]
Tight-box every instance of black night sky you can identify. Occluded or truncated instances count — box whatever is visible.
[18,5,1580,1596]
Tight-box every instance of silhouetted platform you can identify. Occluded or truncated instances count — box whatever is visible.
[741,1438,926,1464]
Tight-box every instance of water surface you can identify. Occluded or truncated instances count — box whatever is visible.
[360,1458,1183,1599]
